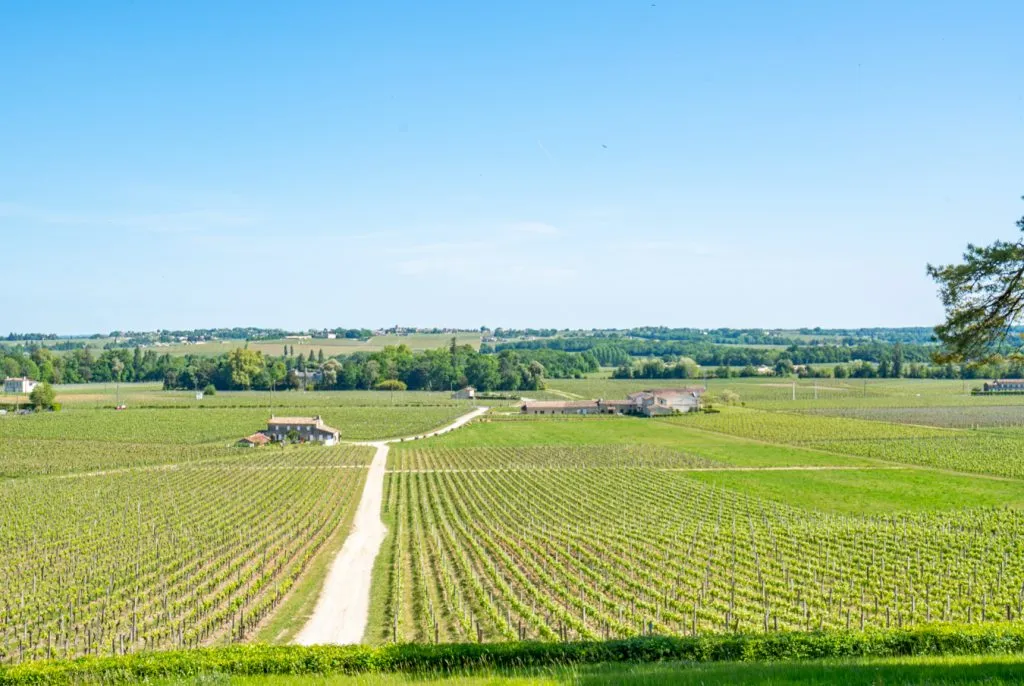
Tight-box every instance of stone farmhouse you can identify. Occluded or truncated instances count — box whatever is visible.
[521,387,704,416]
[3,377,38,394]
[265,416,340,445]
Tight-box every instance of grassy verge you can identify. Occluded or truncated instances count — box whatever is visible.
[363,477,399,645]
[253,470,369,644]
[7,625,1024,685]
[159,653,1024,684]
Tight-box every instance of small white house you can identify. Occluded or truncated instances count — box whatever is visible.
[3,377,37,394]
[452,386,476,400]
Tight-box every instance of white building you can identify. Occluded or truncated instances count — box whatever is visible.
[3,377,38,394]
[626,388,705,415]
[452,386,476,400]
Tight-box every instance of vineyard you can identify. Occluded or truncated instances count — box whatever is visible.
[801,405,1024,429]
[390,445,722,470]
[46,386,471,409]
[373,464,1024,645]
[0,439,237,478]
[664,408,1024,479]
[0,406,468,444]
[0,446,371,663]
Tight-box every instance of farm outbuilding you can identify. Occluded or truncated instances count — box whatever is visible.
[237,432,271,448]
[520,399,629,415]
[452,386,476,400]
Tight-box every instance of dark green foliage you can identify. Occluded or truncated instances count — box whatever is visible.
[28,382,55,410]
[928,198,1024,363]
[374,379,408,391]
[4,625,1024,685]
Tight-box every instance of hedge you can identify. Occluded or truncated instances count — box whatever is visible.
[4,624,1024,684]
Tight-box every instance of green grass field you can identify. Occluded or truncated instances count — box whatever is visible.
[155,654,1024,685]
[134,333,483,358]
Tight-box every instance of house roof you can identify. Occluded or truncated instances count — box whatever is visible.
[269,416,323,425]
[240,432,271,445]
[643,388,705,397]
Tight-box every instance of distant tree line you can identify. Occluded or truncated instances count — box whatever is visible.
[490,326,948,347]
[158,342,597,392]
[487,336,936,367]
[0,346,173,385]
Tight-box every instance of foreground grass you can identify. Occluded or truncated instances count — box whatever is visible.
[9,626,1024,685]
[159,654,1024,685]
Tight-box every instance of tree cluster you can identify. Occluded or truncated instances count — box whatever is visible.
[159,343,594,392]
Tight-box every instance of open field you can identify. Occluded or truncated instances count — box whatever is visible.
[7,379,1024,675]
[121,334,484,358]
[544,377,1021,407]
[3,384,473,409]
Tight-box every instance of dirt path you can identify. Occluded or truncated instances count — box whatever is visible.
[293,407,487,646]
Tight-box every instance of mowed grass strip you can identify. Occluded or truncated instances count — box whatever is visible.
[687,467,1024,514]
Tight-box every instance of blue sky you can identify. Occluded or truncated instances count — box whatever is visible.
[1,1,1022,333]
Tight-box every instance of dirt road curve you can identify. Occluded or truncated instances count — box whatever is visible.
[293,407,487,646]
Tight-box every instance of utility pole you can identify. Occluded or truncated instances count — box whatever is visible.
[792,381,796,401]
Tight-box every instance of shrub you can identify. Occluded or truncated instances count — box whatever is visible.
[374,379,408,391]
[203,384,217,396]
[28,382,56,410]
